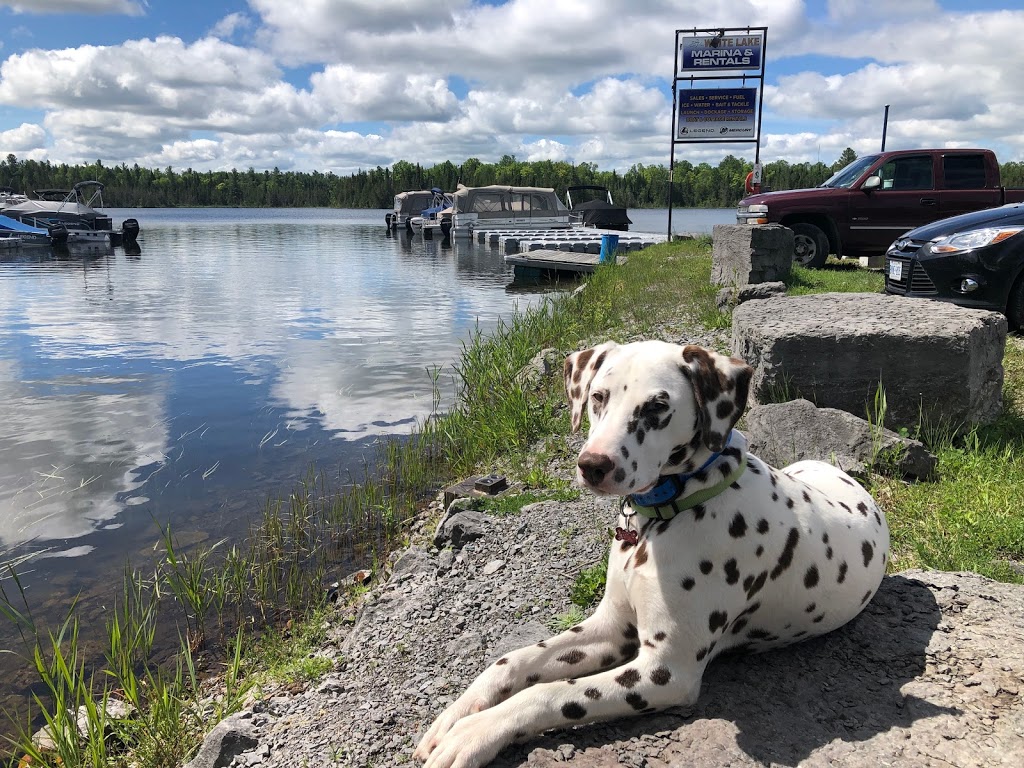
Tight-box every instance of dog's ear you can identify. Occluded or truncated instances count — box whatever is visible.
[564,342,617,432]
[680,345,753,451]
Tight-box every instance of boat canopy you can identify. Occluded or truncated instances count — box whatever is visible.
[394,190,438,216]
[451,185,568,218]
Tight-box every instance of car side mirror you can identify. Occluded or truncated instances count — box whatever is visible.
[862,175,881,192]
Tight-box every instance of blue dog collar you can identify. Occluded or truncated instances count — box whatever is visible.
[629,431,734,507]
[625,431,740,518]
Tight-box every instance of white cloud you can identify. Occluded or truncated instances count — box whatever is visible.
[826,0,940,23]
[0,0,145,14]
[0,1,1022,173]
[210,12,253,40]
[0,37,284,112]
[311,65,459,123]
[0,121,45,153]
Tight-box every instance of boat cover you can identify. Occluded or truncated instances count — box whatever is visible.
[451,185,568,217]
[572,200,632,228]
[0,214,50,235]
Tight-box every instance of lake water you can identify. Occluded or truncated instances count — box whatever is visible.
[0,206,733,716]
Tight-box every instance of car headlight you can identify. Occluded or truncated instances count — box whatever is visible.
[741,204,768,214]
[928,226,1024,254]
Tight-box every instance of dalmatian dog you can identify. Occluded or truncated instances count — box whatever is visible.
[415,340,889,768]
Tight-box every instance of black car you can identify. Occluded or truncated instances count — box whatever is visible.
[884,203,1024,329]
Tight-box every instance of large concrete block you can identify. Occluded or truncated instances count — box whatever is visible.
[732,293,1007,430]
[711,224,794,287]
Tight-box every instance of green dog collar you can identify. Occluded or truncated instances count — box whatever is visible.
[627,461,746,520]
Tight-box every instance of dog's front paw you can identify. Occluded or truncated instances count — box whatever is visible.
[414,694,490,763]
[420,710,512,768]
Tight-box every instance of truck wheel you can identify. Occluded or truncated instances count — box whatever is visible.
[791,223,829,268]
[1008,276,1024,331]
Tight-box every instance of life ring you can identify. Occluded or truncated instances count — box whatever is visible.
[744,171,761,195]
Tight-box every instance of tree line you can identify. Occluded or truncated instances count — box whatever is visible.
[2,150,1023,210]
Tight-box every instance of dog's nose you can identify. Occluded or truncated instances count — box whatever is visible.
[578,450,616,486]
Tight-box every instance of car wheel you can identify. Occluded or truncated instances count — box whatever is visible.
[1007,276,1024,331]
[791,223,830,269]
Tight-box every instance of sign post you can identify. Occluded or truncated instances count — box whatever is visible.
[668,27,767,239]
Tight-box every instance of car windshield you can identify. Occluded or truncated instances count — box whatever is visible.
[819,155,880,188]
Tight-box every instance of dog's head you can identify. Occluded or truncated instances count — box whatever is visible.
[564,340,753,496]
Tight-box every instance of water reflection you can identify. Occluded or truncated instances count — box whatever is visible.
[0,209,548,557]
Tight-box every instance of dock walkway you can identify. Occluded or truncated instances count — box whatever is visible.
[471,226,668,278]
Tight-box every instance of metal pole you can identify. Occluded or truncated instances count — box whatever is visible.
[754,26,766,167]
[667,30,682,241]
[881,104,890,151]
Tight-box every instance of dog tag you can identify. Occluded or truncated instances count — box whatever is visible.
[614,527,639,545]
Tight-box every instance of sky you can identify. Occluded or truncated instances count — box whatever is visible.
[0,0,1021,176]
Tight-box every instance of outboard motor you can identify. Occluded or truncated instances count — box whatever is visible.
[48,223,69,245]
[121,218,140,244]
[440,218,452,239]
[385,213,395,230]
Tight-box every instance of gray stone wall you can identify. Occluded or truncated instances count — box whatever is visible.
[711,224,794,287]
[732,292,1007,430]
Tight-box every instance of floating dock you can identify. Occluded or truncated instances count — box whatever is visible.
[504,249,621,277]
[470,227,668,278]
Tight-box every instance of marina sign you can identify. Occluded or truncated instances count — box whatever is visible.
[668,26,768,238]
[678,33,764,73]
[677,87,758,140]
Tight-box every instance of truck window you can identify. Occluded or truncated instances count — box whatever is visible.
[820,154,879,188]
[876,156,933,191]
[942,154,987,189]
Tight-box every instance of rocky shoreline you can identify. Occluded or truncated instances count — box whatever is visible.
[184,329,1024,768]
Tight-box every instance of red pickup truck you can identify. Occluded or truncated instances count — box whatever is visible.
[736,148,1024,267]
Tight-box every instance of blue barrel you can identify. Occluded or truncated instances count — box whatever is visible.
[599,234,620,263]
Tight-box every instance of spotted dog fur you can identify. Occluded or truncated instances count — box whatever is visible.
[414,340,889,768]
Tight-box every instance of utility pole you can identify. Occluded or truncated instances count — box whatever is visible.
[881,105,890,151]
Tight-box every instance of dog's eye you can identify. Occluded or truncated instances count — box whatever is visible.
[591,390,607,407]
[647,391,671,413]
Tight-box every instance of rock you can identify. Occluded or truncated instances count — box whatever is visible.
[711,224,794,287]
[719,282,787,313]
[31,697,134,753]
[433,508,489,550]
[517,348,561,389]
[482,559,506,575]
[390,546,434,579]
[437,548,455,572]
[744,398,938,479]
[715,287,735,313]
[732,292,1007,431]
[182,711,258,768]
[489,621,552,661]
[736,280,786,303]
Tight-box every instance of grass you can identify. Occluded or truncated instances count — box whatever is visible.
[3,237,1023,764]
[241,608,336,689]
[569,556,609,608]
[475,489,579,516]
[785,259,886,295]
[871,336,1024,582]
